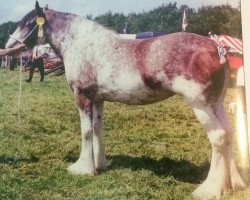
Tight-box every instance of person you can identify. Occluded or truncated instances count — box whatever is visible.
[0,44,25,57]
[26,45,45,82]
[208,31,219,43]
[10,57,18,70]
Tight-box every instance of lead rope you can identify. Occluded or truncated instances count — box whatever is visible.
[6,23,41,164]
[14,52,24,163]
[18,52,23,125]
[5,52,24,164]
[9,24,39,134]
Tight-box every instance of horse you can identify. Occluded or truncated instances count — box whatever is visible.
[6,2,246,199]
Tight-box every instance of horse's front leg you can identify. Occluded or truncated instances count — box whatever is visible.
[93,102,107,171]
[68,86,96,175]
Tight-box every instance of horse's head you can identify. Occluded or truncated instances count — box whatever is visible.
[6,1,48,49]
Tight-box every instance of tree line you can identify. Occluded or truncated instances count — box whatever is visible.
[0,2,241,49]
[0,21,18,49]
[94,3,241,38]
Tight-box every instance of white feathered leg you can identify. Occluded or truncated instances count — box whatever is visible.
[189,101,233,200]
[93,102,107,171]
[213,102,246,190]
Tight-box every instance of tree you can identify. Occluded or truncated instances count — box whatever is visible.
[94,3,242,38]
[188,5,242,38]
[0,21,18,48]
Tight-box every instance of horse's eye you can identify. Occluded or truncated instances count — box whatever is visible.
[26,21,35,28]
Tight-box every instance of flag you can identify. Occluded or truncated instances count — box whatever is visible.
[123,22,128,34]
[182,10,188,32]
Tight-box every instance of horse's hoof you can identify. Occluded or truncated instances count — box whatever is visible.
[192,179,229,200]
[67,159,95,175]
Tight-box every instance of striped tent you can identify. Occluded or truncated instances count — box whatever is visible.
[216,35,243,70]
[218,34,243,54]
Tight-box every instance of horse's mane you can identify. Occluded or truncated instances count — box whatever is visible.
[46,9,78,21]
[19,8,119,40]
[46,9,119,37]
[19,9,78,28]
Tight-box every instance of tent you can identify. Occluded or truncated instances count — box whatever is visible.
[218,34,243,54]
[217,35,243,70]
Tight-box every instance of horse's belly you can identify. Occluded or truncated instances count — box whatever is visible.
[97,87,175,105]
[96,65,174,104]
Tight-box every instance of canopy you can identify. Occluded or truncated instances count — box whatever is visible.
[212,35,244,70]
[218,35,243,54]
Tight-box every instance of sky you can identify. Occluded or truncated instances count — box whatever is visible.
[0,0,240,24]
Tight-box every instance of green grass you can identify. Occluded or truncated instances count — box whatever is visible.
[0,70,250,199]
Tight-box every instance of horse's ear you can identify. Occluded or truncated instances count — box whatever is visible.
[44,4,49,11]
[35,1,44,17]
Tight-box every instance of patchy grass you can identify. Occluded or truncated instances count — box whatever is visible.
[0,70,249,199]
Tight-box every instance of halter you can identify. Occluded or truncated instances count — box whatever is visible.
[9,24,39,45]
[9,15,46,46]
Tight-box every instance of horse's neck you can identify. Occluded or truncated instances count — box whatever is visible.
[45,12,119,60]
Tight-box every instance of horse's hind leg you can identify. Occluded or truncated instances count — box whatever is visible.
[187,100,243,200]
[93,102,107,171]
[213,101,246,190]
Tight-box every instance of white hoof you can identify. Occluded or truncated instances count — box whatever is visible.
[192,179,230,200]
[230,161,246,190]
[67,159,95,175]
[230,172,246,191]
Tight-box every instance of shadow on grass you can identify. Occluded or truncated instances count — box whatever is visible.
[108,155,209,184]
[0,155,39,165]
[65,152,209,184]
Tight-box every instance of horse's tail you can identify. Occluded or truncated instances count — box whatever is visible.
[203,43,230,104]
[211,45,230,104]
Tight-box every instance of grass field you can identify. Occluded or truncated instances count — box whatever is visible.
[0,70,250,200]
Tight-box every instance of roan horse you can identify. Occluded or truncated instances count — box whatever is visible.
[6,2,246,199]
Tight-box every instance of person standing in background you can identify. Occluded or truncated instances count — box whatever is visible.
[26,45,45,82]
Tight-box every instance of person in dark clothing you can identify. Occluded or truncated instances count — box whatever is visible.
[26,57,45,82]
[10,57,18,70]
[26,45,45,82]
